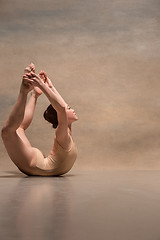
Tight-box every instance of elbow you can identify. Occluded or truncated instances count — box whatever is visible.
[57,105,66,113]
[1,124,15,140]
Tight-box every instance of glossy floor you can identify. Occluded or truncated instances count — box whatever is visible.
[0,170,160,240]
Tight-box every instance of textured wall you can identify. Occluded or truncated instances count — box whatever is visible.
[0,0,160,170]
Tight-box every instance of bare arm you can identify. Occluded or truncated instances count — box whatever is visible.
[48,79,68,107]
[31,73,69,145]
[39,71,68,108]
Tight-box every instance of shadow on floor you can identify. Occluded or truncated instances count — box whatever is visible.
[0,170,76,178]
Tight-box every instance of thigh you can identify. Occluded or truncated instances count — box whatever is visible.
[16,127,31,147]
[2,130,37,173]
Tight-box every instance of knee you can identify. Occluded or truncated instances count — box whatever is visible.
[1,125,13,140]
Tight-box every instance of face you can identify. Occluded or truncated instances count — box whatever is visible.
[66,105,78,123]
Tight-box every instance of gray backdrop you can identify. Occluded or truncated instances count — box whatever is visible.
[0,0,160,171]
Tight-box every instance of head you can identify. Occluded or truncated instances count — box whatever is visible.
[43,104,78,128]
[66,104,78,125]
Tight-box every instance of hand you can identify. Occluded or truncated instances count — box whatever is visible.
[20,73,34,94]
[39,70,47,82]
[39,71,53,88]
[30,72,44,88]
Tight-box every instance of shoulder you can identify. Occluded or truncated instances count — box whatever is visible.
[54,132,72,152]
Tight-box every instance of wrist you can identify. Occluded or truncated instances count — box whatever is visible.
[20,88,29,96]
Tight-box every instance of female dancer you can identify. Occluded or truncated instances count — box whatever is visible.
[1,63,78,176]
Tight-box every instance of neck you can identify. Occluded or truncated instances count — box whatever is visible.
[68,124,72,134]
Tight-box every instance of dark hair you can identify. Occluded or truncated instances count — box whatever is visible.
[43,104,58,128]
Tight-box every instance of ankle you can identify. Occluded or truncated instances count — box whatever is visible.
[31,90,39,98]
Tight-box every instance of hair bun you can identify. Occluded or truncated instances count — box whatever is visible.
[43,104,58,129]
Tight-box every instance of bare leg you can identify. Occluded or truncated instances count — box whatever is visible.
[21,63,42,130]
[17,63,42,147]
[1,76,38,172]
[20,91,39,130]
[17,90,40,147]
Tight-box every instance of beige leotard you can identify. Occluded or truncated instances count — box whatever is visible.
[19,137,77,176]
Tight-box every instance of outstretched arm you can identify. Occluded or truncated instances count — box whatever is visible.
[39,71,68,108]
[30,72,70,147]
[31,73,66,112]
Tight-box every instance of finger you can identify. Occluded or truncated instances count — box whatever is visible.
[23,77,30,80]
[31,77,40,82]
[30,71,36,75]
[45,77,50,84]
[43,71,47,78]
[39,70,44,75]
[25,73,31,77]
[25,72,32,76]
[27,72,37,79]
[24,68,31,73]
[30,72,39,78]
[43,73,47,81]
[30,62,35,68]
[24,78,34,83]
[30,65,35,72]
[31,77,37,80]
[23,75,31,80]
[39,70,47,77]
[39,71,47,83]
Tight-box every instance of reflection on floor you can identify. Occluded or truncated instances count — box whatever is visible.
[0,170,160,240]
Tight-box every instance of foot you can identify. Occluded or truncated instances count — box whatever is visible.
[20,74,34,94]
[24,63,35,73]
[32,87,43,97]
[24,64,42,96]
